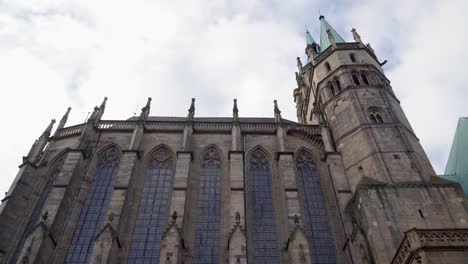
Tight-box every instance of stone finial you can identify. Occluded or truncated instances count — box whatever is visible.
[171,211,177,225]
[54,107,72,136]
[326,29,337,47]
[235,212,240,226]
[187,98,195,122]
[139,97,152,123]
[274,100,282,123]
[41,119,56,139]
[100,97,108,109]
[90,106,99,120]
[296,57,303,72]
[351,28,362,43]
[233,99,239,124]
[41,211,48,222]
[294,214,300,225]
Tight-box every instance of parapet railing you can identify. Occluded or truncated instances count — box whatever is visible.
[54,123,85,138]
[97,120,137,130]
[53,120,322,138]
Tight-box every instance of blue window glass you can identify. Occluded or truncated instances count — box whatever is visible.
[296,151,336,263]
[12,155,66,262]
[249,149,279,263]
[65,148,121,263]
[127,147,173,263]
[193,147,221,264]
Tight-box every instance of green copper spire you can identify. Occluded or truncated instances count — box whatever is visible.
[441,117,468,195]
[306,29,316,45]
[319,15,345,51]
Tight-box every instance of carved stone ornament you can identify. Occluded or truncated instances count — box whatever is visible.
[97,148,121,168]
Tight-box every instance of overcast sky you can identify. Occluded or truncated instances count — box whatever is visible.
[0,0,467,196]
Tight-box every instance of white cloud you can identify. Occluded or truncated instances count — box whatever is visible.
[0,0,466,196]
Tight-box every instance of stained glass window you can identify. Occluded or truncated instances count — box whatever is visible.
[12,155,65,262]
[128,147,173,263]
[249,149,279,263]
[65,147,121,263]
[193,147,221,264]
[296,150,336,264]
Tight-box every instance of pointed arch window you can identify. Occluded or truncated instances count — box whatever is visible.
[249,149,279,263]
[65,147,121,263]
[335,78,342,92]
[128,147,173,263]
[194,147,222,264]
[296,151,336,263]
[325,62,331,72]
[361,73,369,85]
[350,53,356,63]
[352,73,360,85]
[12,155,66,263]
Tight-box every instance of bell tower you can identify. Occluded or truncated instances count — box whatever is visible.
[294,16,468,264]
[294,15,436,189]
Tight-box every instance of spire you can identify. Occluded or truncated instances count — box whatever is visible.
[274,100,282,123]
[54,107,71,136]
[95,97,107,121]
[41,119,56,139]
[25,119,56,163]
[233,99,239,124]
[139,97,152,123]
[187,98,195,123]
[351,28,362,43]
[319,15,345,51]
[305,29,316,45]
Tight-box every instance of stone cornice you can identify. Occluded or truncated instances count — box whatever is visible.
[358,181,460,190]
[392,228,468,264]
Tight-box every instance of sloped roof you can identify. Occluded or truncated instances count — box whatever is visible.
[319,15,345,51]
[441,117,468,195]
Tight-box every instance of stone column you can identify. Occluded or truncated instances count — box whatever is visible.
[227,151,247,264]
[89,150,139,264]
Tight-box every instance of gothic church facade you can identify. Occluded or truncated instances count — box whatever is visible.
[1,16,468,264]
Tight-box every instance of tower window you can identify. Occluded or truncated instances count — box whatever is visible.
[350,53,356,63]
[368,107,385,124]
[370,114,377,124]
[352,74,360,85]
[375,114,384,124]
[335,79,342,91]
[328,82,336,96]
[361,73,369,85]
[325,62,331,72]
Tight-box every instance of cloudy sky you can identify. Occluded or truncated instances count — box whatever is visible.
[0,0,467,196]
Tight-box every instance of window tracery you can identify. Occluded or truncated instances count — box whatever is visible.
[128,147,173,263]
[296,151,336,263]
[194,147,222,264]
[249,149,279,263]
[65,147,121,263]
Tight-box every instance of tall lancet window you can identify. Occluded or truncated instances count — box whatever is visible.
[194,147,222,264]
[65,147,121,263]
[296,151,336,263]
[249,149,279,263]
[128,147,173,263]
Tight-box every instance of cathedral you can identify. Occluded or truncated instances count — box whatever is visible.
[1,15,468,264]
